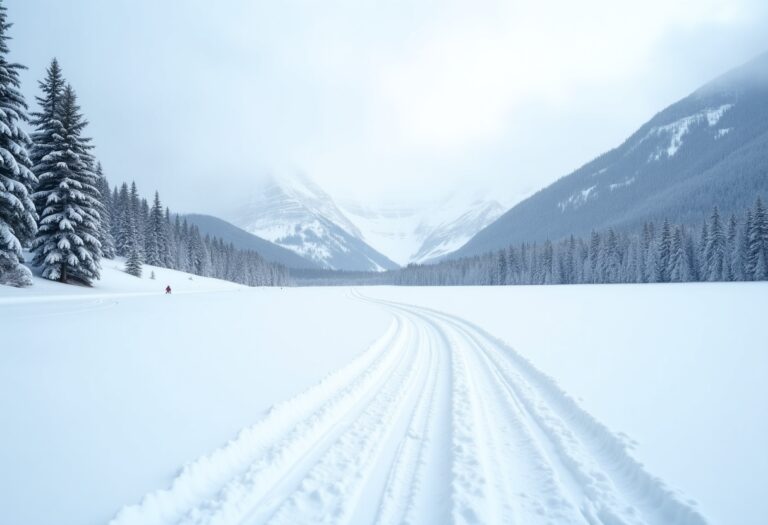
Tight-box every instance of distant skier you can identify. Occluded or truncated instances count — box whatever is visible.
[165,285,172,294]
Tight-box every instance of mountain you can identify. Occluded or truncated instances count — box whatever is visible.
[412,200,505,263]
[340,198,504,266]
[230,174,399,271]
[449,51,768,259]
[183,214,321,269]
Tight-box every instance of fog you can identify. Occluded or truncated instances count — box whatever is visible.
[7,0,768,214]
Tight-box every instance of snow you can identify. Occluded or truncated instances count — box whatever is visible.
[609,177,635,191]
[231,173,375,270]
[0,261,390,525]
[646,104,733,161]
[366,283,768,525]
[558,184,598,212]
[231,173,504,267]
[337,203,427,265]
[340,198,504,265]
[1,275,766,525]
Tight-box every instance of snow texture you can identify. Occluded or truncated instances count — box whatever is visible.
[558,185,598,212]
[3,274,765,525]
[646,105,733,161]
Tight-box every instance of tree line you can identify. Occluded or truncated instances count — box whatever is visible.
[393,199,768,286]
[0,3,287,288]
[105,180,290,286]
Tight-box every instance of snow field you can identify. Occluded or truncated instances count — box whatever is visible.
[2,275,765,524]
[367,283,768,525]
[0,263,390,525]
[109,291,708,525]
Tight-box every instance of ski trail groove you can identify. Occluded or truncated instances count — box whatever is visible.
[110,291,708,525]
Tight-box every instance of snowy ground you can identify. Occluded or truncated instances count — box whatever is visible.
[1,265,766,524]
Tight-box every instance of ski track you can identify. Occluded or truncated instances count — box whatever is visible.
[109,290,708,525]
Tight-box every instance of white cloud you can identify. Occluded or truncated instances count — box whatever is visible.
[8,0,766,212]
[374,0,754,150]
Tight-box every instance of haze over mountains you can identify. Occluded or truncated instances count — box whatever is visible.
[190,51,768,274]
[226,173,503,271]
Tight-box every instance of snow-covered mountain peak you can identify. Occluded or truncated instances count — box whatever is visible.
[245,173,363,240]
[339,196,505,265]
[230,173,396,271]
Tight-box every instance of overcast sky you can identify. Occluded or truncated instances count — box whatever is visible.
[6,0,768,214]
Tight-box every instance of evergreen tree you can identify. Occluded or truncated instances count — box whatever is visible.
[725,214,739,281]
[95,163,115,259]
[162,206,173,267]
[588,231,600,283]
[507,246,520,284]
[0,3,37,286]
[188,224,206,275]
[125,236,142,277]
[747,197,768,281]
[144,191,163,266]
[495,249,507,285]
[668,226,682,282]
[601,228,619,283]
[129,182,143,254]
[562,235,576,284]
[697,222,708,280]
[704,207,726,282]
[29,58,64,167]
[114,182,131,256]
[654,218,672,283]
[639,223,653,282]
[31,85,102,284]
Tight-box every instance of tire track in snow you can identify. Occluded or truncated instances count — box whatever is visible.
[371,313,451,525]
[110,316,409,525]
[261,318,428,525]
[370,294,709,525]
[110,291,708,525]
[364,297,580,524]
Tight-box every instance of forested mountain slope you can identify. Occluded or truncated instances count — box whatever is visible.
[184,214,320,270]
[451,51,768,259]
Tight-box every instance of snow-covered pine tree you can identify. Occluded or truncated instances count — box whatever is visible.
[725,214,739,281]
[703,207,726,281]
[0,3,37,287]
[125,235,142,277]
[31,84,102,284]
[739,209,753,280]
[188,224,207,276]
[654,218,672,283]
[697,222,708,280]
[173,215,187,271]
[143,191,163,266]
[114,182,131,256]
[601,228,619,283]
[668,226,686,282]
[94,163,115,259]
[29,58,63,166]
[640,222,654,283]
[140,197,149,253]
[746,197,768,281]
[162,207,173,267]
[110,185,119,247]
[588,231,600,283]
[563,235,576,284]
[495,249,507,285]
[129,182,144,254]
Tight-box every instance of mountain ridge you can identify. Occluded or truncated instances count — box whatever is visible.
[183,214,321,270]
[230,174,399,271]
[445,50,768,260]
